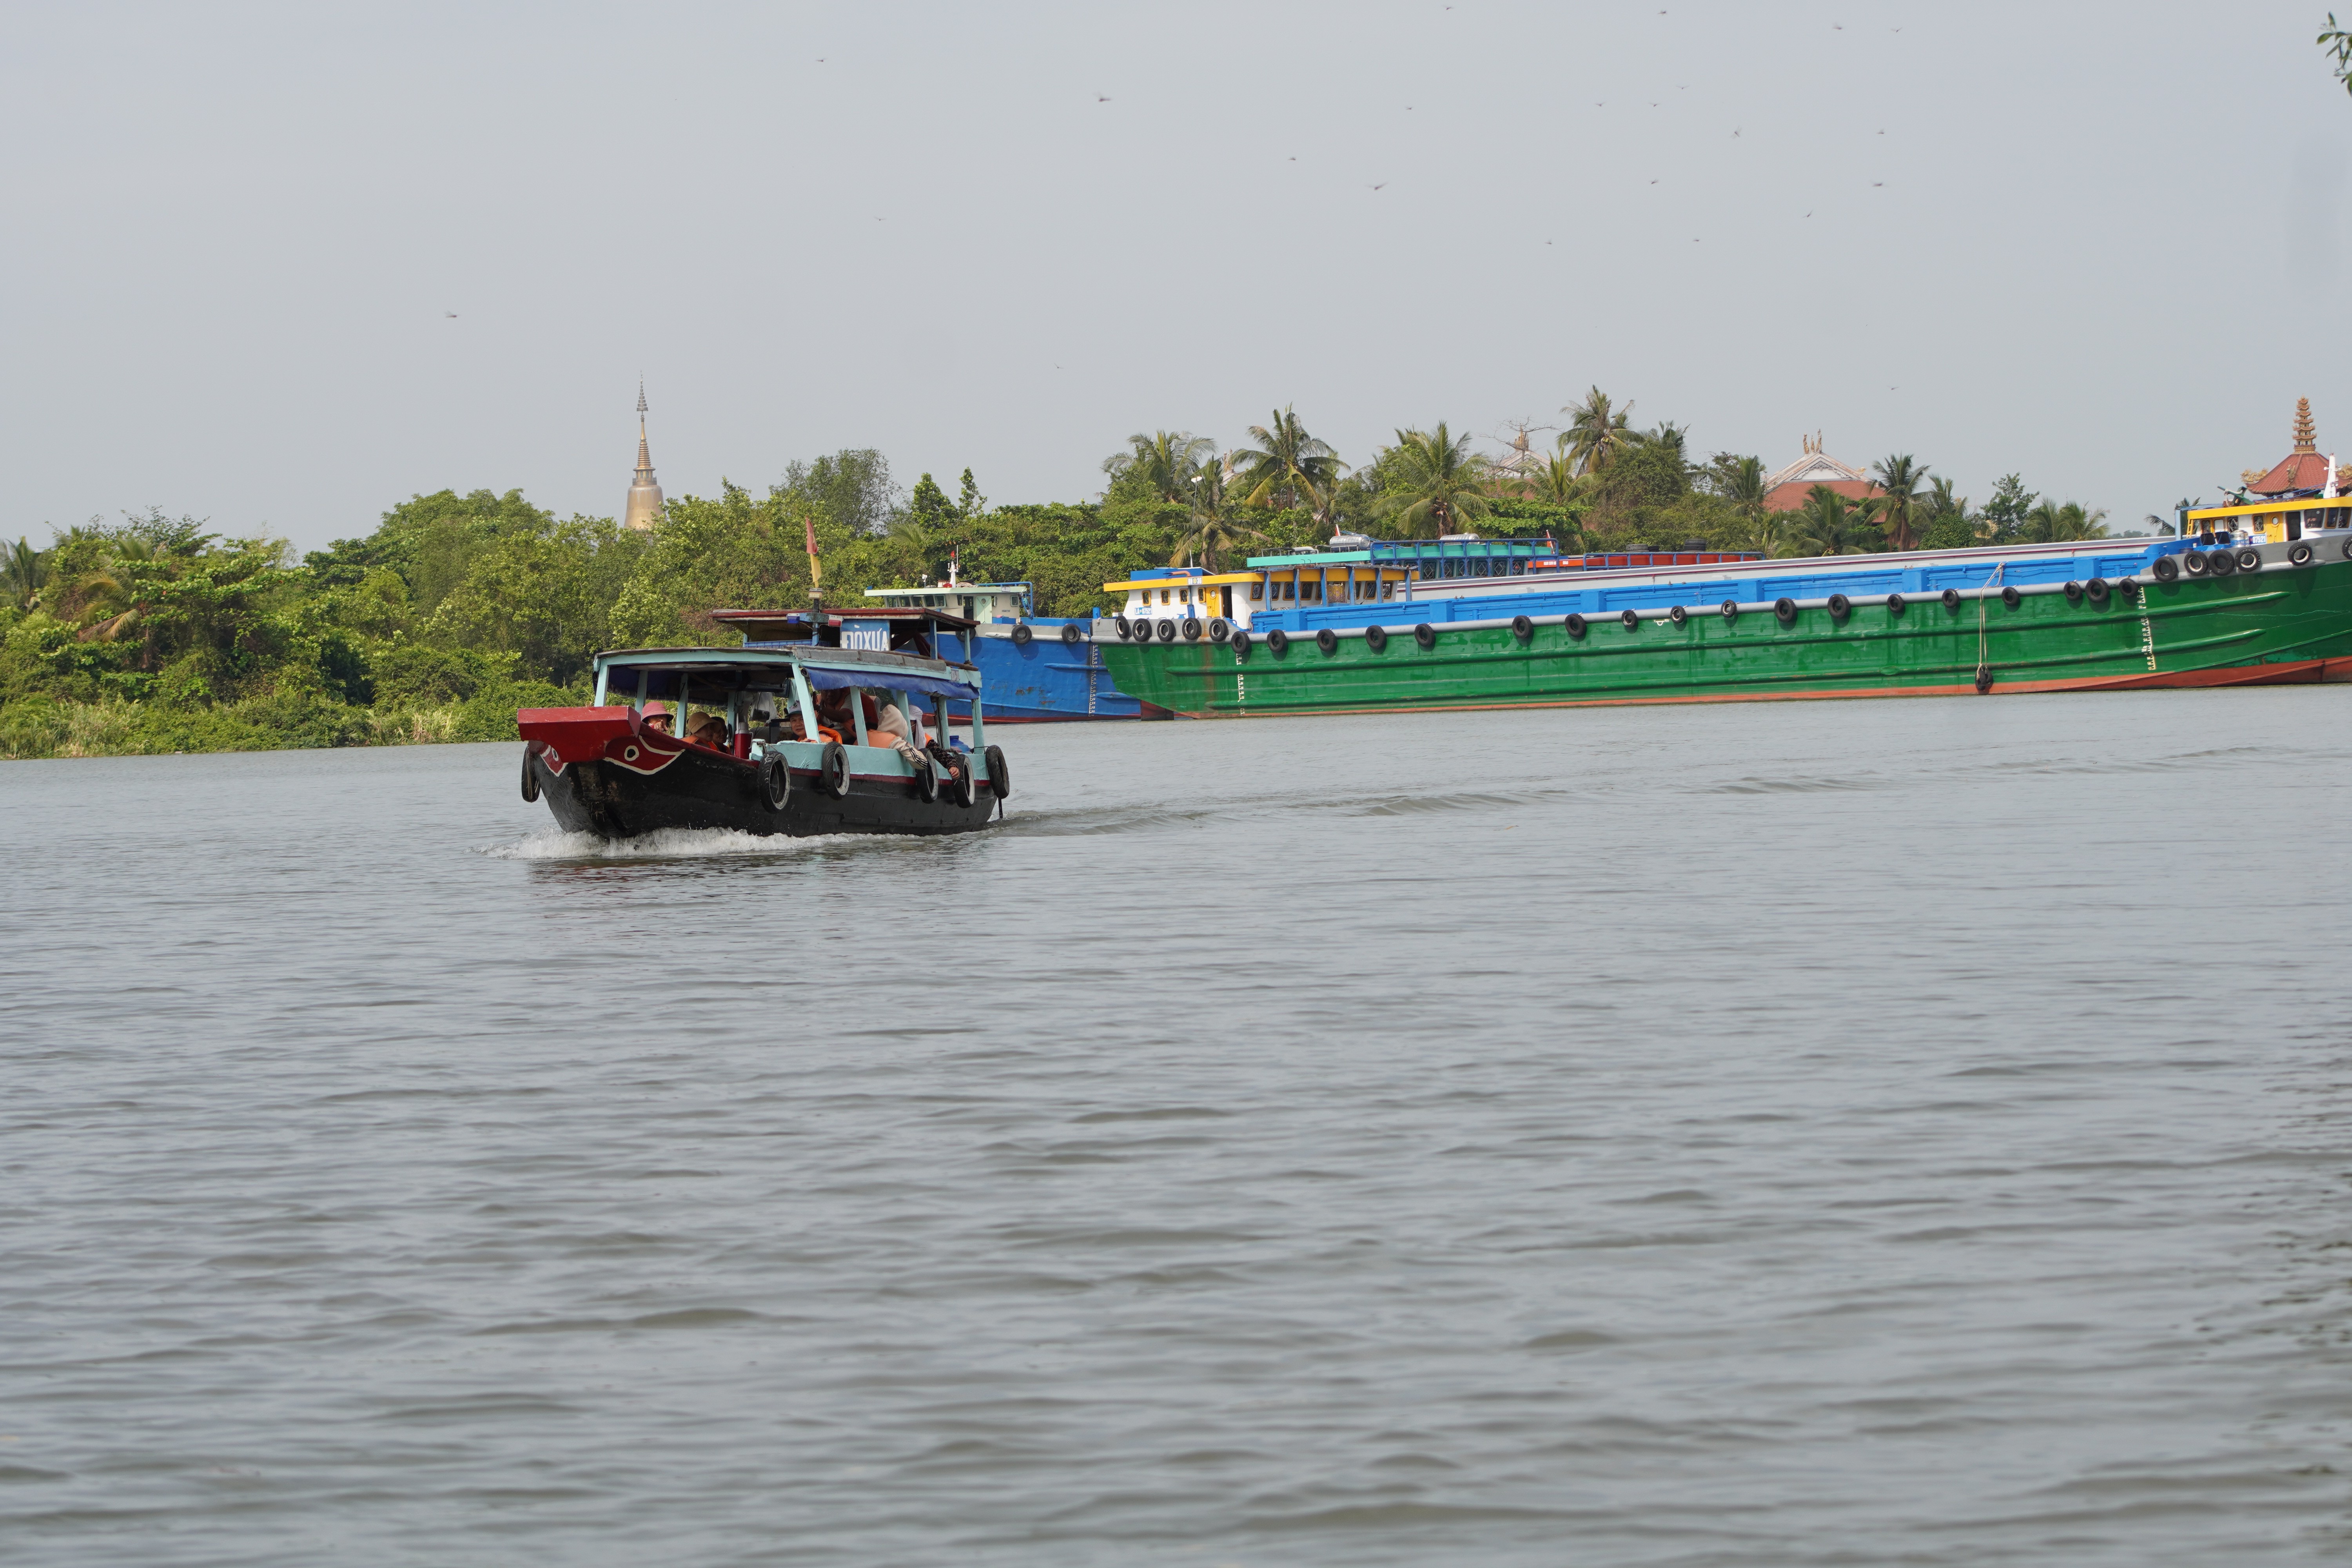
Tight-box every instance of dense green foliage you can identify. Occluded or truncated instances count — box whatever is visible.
[3,404,2111,759]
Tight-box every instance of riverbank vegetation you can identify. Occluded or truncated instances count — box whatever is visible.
[2,396,2114,759]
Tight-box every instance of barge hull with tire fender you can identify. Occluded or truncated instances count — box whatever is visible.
[1094,533,2352,716]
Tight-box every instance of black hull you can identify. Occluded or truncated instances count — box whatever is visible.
[531,748,998,839]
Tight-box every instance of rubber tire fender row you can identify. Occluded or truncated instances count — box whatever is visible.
[2235,547,2262,573]
[1826,593,1851,620]
[1267,628,1289,656]
[1564,613,1587,639]
[2290,542,2316,567]
[1511,614,1534,640]
[1413,623,1437,650]
[983,744,1011,800]
[1011,622,1033,646]
[819,740,851,799]
[1364,624,1388,652]
[2001,586,2022,608]
[1773,597,1798,624]
[1060,622,1083,646]
[520,749,541,803]
[761,752,793,811]
[2152,555,2181,583]
[1942,588,1962,611]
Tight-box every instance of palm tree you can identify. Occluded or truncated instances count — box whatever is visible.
[2024,500,2109,542]
[1871,454,1928,551]
[1560,387,1633,475]
[1107,431,1214,503]
[1921,475,1967,521]
[1232,407,1344,521]
[1531,452,1585,508]
[1383,425,1493,537]
[1789,485,1886,556]
[1719,456,1768,526]
[1169,512,1270,572]
[3,537,49,612]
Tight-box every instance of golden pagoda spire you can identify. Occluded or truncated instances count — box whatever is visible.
[2294,396,2318,453]
[624,379,665,531]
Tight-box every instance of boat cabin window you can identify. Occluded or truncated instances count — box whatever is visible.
[1249,584,1263,601]
[1178,589,1190,603]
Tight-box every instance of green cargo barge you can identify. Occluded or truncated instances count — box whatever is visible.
[1098,528,2352,717]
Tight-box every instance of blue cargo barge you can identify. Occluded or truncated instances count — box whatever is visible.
[861,580,1140,721]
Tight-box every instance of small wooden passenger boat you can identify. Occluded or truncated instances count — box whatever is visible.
[516,607,1008,838]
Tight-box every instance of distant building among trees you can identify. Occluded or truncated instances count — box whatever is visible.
[1761,433,1885,515]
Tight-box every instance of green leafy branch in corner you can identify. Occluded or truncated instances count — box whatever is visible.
[2323,13,2352,95]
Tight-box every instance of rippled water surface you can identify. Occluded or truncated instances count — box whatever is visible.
[9,691,2352,1566]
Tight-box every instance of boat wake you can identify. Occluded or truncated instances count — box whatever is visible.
[482,826,839,861]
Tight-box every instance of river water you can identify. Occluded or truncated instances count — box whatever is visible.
[7,690,2352,1566]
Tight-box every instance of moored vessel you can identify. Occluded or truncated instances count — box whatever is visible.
[862,576,1139,721]
[517,607,1009,837]
[1094,516,2352,717]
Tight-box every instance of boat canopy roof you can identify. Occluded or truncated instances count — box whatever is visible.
[592,642,981,697]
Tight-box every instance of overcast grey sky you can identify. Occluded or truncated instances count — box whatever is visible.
[5,2,2348,552]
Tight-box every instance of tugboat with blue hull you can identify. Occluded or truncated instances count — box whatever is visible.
[862,576,1140,721]
[517,606,1009,838]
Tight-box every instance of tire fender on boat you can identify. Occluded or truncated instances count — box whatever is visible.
[1620,609,1639,630]
[1208,617,1230,642]
[1975,664,1995,693]
[1365,624,1388,652]
[2001,586,2022,608]
[2210,550,2238,576]
[1115,615,1133,638]
[1158,619,1179,642]
[820,741,851,799]
[1564,613,1587,639]
[983,744,1011,800]
[2183,551,2209,575]
[1942,588,1962,611]
[2152,556,2180,583]
[2085,577,2110,604]
[520,749,540,803]
[2063,581,2084,604]
[1511,614,1534,639]
[1720,599,1739,621]
[2236,548,2262,573]
[1826,593,1851,619]
[2290,543,2315,567]
[1232,631,1252,659]
[1774,597,1797,624]
[1183,617,1204,641]
[914,755,938,804]
[761,752,792,810]
[1315,628,1338,654]
[1011,622,1033,646]
[1061,622,1083,646]
[1668,604,1688,626]
[1413,623,1437,650]
[1886,593,1906,616]
[1267,628,1289,656]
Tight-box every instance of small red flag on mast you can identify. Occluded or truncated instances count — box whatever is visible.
[803,510,822,602]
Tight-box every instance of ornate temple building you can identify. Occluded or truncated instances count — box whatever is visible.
[2242,398,2344,495]
[1762,433,1884,515]
[624,382,665,531]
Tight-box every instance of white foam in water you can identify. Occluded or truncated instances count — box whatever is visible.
[483,826,837,860]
